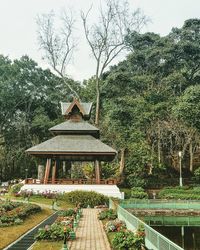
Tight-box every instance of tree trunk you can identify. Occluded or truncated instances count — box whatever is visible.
[189,142,193,172]
[95,160,101,184]
[95,77,100,126]
[119,148,125,176]
[157,123,161,164]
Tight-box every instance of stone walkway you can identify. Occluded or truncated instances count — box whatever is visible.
[68,208,111,250]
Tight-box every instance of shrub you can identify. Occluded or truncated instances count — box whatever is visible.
[98,209,117,220]
[158,186,200,200]
[194,167,200,182]
[0,202,41,227]
[58,209,76,217]
[131,187,148,199]
[62,191,108,208]
[9,183,23,194]
[112,230,145,250]
[35,223,71,241]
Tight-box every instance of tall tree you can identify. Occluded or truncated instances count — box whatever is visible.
[81,0,147,125]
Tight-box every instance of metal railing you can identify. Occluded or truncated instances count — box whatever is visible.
[25,178,117,185]
[120,199,200,210]
[117,205,183,250]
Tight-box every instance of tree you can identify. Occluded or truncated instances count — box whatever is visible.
[37,10,79,98]
[81,0,147,125]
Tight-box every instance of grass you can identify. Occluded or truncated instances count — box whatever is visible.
[32,241,63,250]
[3,194,74,209]
[0,208,52,249]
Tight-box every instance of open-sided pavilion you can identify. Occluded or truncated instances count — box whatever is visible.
[22,99,122,198]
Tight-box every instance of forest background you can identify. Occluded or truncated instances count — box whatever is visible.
[0,13,199,188]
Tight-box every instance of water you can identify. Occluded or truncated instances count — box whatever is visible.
[141,215,200,250]
[153,226,200,250]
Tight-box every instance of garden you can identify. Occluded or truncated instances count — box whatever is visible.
[0,199,52,249]
[98,209,145,250]
[0,199,41,227]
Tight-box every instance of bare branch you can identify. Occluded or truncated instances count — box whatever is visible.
[36,10,79,98]
[81,0,148,125]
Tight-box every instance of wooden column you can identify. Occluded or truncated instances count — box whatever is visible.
[95,160,101,184]
[51,161,57,184]
[44,159,51,184]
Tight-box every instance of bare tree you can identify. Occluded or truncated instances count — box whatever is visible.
[37,10,79,98]
[81,0,147,125]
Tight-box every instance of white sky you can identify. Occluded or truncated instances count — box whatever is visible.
[0,0,199,81]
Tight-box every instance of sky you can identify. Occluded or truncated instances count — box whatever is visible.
[0,0,199,81]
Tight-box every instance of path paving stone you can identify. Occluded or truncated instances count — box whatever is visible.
[68,208,111,250]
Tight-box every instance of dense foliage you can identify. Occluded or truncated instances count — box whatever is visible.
[0,19,200,188]
[130,187,148,199]
[82,18,200,187]
[158,186,200,200]
[0,55,80,181]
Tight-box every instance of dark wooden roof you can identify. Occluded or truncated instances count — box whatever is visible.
[61,101,92,120]
[26,135,117,161]
[49,120,100,138]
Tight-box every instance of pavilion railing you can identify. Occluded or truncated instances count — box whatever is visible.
[25,178,117,185]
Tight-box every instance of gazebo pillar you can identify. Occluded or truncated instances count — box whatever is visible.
[44,158,51,184]
[51,161,57,184]
[95,160,101,184]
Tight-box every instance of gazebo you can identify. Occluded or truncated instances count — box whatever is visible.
[22,99,122,198]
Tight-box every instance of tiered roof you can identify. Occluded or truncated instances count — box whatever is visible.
[26,99,116,161]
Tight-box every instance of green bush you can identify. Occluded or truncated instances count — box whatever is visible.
[158,186,200,200]
[131,187,148,199]
[120,188,132,199]
[58,208,76,217]
[98,209,117,220]
[194,167,200,182]
[9,183,23,194]
[35,223,71,241]
[112,230,145,250]
[62,191,108,208]
[0,202,41,227]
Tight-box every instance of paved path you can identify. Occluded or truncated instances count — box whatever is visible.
[69,208,111,250]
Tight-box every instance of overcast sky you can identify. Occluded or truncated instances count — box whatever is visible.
[0,0,199,81]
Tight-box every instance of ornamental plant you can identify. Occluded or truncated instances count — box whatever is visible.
[62,190,108,208]
[35,223,71,241]
[98,209,117,220]
[105,219,126,232]
[112,229,145,250]
[0,202,41,227]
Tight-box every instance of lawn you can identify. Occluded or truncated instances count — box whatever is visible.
[2,194,74,209]
[0,208,52,249]
[32,241,63,250]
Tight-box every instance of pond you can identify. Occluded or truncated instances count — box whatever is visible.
[153,226,200,250]
[142,215,200,250]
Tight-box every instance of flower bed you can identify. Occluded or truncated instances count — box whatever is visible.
[98,209,117,220]
[35,207,82,241]
[0,201,41,227]
[99,209,145,250]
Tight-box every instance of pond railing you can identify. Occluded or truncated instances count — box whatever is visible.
[109,199,183,250]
